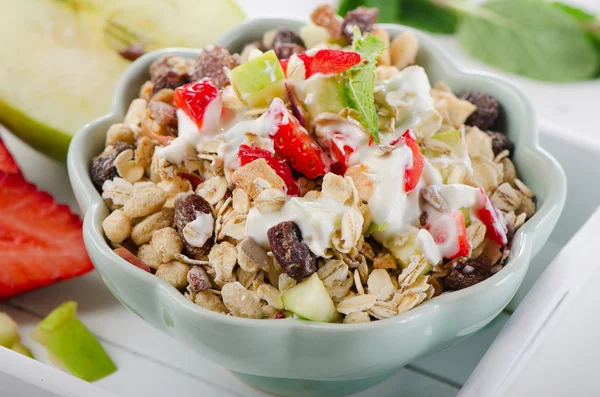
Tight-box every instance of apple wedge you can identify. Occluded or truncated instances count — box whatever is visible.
[0,0,244,161]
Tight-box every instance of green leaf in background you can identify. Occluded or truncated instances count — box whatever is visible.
[338,0,400,23]
[344,32,385,143]
[457,0,600,82]
[553,1,600,71]
[398,0,461,34]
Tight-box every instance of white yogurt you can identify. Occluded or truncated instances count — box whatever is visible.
[183,211,214,247]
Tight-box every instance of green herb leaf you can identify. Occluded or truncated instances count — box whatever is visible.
[553,1,600,70]
[398,0,461,34]
[457,0,600,82]
[343,32,385,143]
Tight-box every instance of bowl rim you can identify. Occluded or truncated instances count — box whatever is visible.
[68,17,567,332]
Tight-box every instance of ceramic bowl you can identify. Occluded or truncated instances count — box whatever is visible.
[67,19,567,397]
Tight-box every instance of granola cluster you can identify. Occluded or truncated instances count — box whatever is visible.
[93,4,535,323]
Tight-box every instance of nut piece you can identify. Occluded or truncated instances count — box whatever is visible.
[187,265,211,293]
[371,28,391,66]
[130,208,174,245]
[194,291,227,313]
[267,221,317,281]
[209,242,238,284]
[231,159,286,200]
[221,282,263,319]
[257,284,284,310]
[137,244,162,270]
[373,253,397,270]
[311,4,343,39]
[238,236,270,272]
[150,227,183,263]
[149,55,191,94]
[123,182,168,218]
[444,257,492,290]
[102,209,131,244]
[255,188,286,214]
[91,142,135,190]
[390,32,419,70]
[155,260,189,289]
[174,194,214,259]
[341,6,378,43]
[113,149,145,184]
[105,123,135,146]
[192,45,239,89]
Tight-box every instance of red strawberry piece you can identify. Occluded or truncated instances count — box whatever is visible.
[401,130,424,193]
[0,172,93,300]
[173,78,220,130]
[0,138,20,175]
[114,248,151,273]
[476,188,508,245]
[279,50,361,78]
[266,98,331,179]
[238,144,300,196]
[428,210,470,260]
[179,172,204,190]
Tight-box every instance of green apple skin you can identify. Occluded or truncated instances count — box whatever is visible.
[33,301,117,382]
[10,341,34,359]
[0,99,72,162]
[0,313,19,348]
[301,76,348,119]
[230,50,286,107]
[281,273,338,323]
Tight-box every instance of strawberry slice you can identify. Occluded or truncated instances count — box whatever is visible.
[238,144,300,196]
[396,130,424,193]
[0,138,20,175]
[428,211,470,260]
[476,188,508,245]
[173,78,220,130]
[280,50,361,78]
[0,172,93,300]
[266,98,331,179]
[114,248,151,273]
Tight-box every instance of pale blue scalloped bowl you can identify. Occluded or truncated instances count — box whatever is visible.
[67,19,566,397]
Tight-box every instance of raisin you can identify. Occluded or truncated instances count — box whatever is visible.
[187,265,211,292]
[147,101,178,136]
[285,82,308,128]
[271,29,305,48]
[119,44,145,61]
[486,130,513,156]
[149,55,191,94]
[341,6,378,43]
[267,221,317,281]
[174,193,214,259]
[273,43,305,60]
[191,45,239,90]
[458,90,500,131]
[444,257,492,291]
[90,141,135,190]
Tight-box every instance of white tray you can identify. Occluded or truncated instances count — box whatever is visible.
[1,121,598,397]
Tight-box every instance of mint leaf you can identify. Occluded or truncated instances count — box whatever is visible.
[398,0,461,34]
[343,33,385,143]
[457,0,600,82]
[553,2,600,70]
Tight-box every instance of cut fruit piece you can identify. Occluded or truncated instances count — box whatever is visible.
[32,301,117,382]
[282,50,361,78]
[114,247,151,273]
[230,50,286,107]
[0,172,93,300]
[0,138,20,175]
[476,188,508,245]
[427,211,470,260]
[281,273,337,323]
[11,341,34,358]
[0,313,19,348]
[461,207,472,227]
[385,227,442,268]
[300,76,348,121]
[173,79,221,130]
[266,98,331,178]
[238,145,300,196]
[401,130,424,193]
[0,0,244,161]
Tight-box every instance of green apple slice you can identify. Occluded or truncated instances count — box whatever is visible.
[281,273,338,323]
[298,76,348,119]
[10,341,34,359]
[230,50,286,107]
[0,313,19,348]
[32,301,117,382]
[0,0,244,161]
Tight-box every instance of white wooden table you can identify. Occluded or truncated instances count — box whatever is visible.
[1,1,600,396]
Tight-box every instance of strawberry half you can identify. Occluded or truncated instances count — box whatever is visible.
[428,210,470,260]
[0,138,20,175]
[173,79,221,130]
[280,50,361,78]
[266,98,331,179]
[393,130,424,193]
[0,172,93,300]
[238,144,300,196]
[476,188,508,245]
